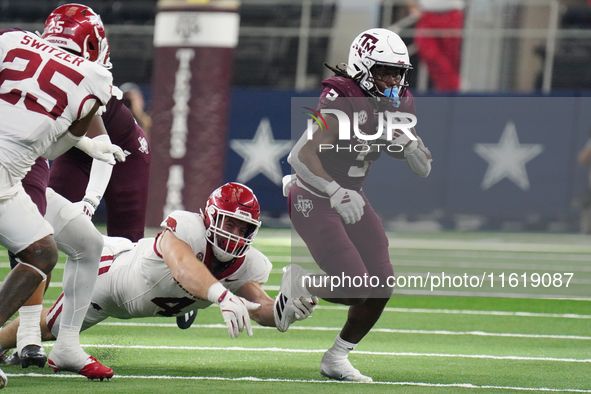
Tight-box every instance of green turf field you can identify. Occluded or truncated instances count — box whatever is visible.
[0,229,590,393]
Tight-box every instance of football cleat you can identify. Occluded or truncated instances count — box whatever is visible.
[49,356,113,381]
[0,366,6,389]
[278,264,313,300]
[176,310,197,330]
[274,264,315,332]
[0,352,21,366]
[0,350,10,365]
[19,345,47,368]
[320,350,373,383]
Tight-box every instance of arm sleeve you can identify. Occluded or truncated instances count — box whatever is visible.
[287,125,331,193]
[84,134,114,205]
[41,131,82,160]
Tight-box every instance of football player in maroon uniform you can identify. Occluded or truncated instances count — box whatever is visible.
[281,28,432,382]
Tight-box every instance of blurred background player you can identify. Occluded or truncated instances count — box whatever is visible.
[0,13,122,386]
[0,183,317,365]
[407,0,465,91]
[46,6,152,243]
[120,82,152,138]
[283,28,432,382]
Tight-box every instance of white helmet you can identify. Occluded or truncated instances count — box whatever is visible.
[346,28,412,99]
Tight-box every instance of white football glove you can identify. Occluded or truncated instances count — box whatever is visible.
[325,181,365,224]
[207,282,260,339]
[72,197,99,218]
[274,295,318,332]
[76,137,126,165]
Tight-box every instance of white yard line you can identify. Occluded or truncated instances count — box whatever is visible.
[4,373,591,392]
[24,343,591,364]
[96,322,591,340]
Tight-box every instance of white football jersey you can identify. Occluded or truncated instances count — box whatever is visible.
[85,211,271,323]
[0,29,113,182]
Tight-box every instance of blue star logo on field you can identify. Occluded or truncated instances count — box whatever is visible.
[230,117,292,185]
[474,121,544,191]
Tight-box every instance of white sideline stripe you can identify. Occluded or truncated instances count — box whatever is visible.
[58,344,587,363]
[4,373,591,393]
[96,322,591,340]
[315,305,591,319]
[256,237,591,253]
[36,303,591,319]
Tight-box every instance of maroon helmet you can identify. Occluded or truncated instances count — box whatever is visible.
[41,3,112,68]
[204,183,261,262]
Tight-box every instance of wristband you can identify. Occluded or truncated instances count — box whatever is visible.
[325,181,341,197]
[82,196,99,211]
[207,282,227,304]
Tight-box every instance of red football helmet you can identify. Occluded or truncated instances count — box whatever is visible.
[41,3,112,69]
[204,183,261,262]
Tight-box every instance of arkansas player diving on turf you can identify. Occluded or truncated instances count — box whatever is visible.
[0,183,318,373]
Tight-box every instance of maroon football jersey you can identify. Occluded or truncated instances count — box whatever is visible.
[315,76,415,191]
[48,95,151,241]
[21,157,50,216]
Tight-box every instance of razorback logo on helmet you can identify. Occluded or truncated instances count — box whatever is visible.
[165,217,178,232]
[355,33,379,57]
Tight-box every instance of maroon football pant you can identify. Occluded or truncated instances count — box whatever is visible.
[288,183,394,298]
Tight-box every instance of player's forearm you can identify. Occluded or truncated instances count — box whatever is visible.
[171,256,217,300]
[288,139,333,192]
[249,300,275,327]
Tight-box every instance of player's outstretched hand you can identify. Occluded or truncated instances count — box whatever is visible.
[208,283,260,338]
[326,181,365,224]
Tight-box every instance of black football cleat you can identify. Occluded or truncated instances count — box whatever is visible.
[20,345,47,368]
[176,310,197,330]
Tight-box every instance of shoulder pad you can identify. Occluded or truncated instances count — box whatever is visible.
[321,76,364,98]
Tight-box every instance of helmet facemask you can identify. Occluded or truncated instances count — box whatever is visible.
[205,206,260,263]
[369,63,412,108]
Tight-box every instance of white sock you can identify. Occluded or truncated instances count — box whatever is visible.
[328,335,357,359]
[53,325,81,351]
[16,305,42,353]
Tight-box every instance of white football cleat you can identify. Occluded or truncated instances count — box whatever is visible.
[0,366,6,388]
[320,350,373,383]
[278,264,313,300]
[274,264,314,332]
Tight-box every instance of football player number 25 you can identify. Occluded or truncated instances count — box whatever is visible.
[0,48,84,119]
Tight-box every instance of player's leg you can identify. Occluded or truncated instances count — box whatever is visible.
[43,189,112,380]
[103,136,151,242]
[288,185,372,301]
[8,160,52,368]
[0,187,56,328]
[0,308,57,359]
[0,185,56,386]
[320,197,392,382]
[287,185,375,381]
